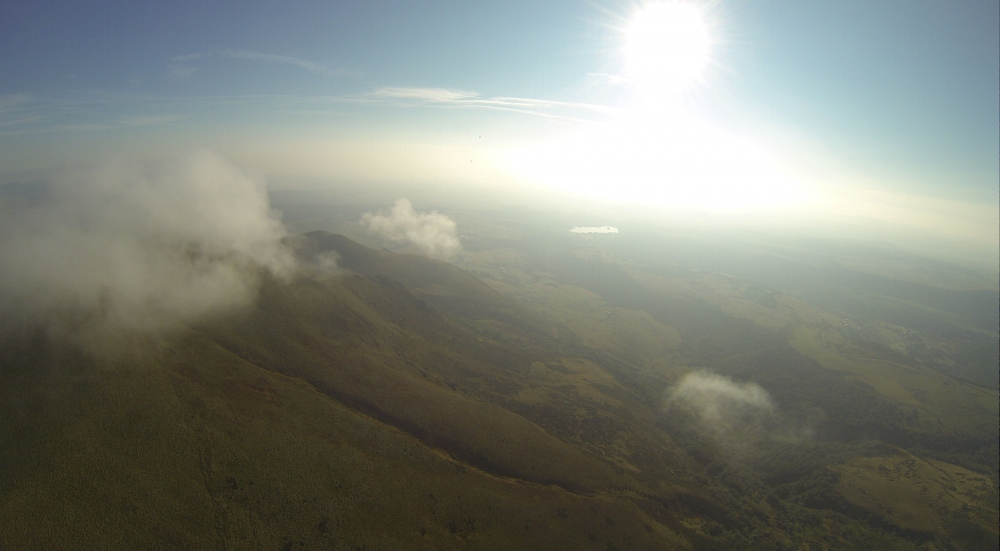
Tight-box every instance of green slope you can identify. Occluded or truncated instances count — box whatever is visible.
[1,233,995,550]
[0,334,679,550]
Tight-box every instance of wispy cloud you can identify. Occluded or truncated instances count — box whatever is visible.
[168,64,198,81]
[49,123,116,133]
[169,53,207,80]
[0,93,32,114]
[359,86,619,123]
[484,96,620,114]
[0,95,43,129]
[0,83,616,138]
[0,115,45,129]
[373,87,480,102]
[120,114,187,126]
[172,53,208,62]
[0,94,189,137]
[165,50,353,79]
[220,50,352,77]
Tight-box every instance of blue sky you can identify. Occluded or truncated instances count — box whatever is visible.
[1,0,997,245]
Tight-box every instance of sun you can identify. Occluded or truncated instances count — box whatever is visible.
[624,1,711,92]
[505,0,807,212]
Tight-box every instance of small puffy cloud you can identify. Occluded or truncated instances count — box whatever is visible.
[360,199,461,259]
[667,371,775,437]
[570,226,619,234]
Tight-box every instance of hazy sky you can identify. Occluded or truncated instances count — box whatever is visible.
[1,1,997,252]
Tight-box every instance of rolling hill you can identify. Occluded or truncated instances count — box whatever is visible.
[1,232,995,550]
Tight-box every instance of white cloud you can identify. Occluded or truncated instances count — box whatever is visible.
[360,199,461,259]
[667,371,776,437]
[0,152,295,351]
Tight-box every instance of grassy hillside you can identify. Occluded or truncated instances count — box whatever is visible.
[2,232,996,550]
[0,334,679,550]
[452,230,998,550]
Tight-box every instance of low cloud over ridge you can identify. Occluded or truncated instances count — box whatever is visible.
[361,199,461,259]
[0,151,294,349]
[667,371,776,437]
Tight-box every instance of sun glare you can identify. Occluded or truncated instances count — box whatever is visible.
[504,110,809,212]
[624,1,711,92]
[503,1,808,213]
